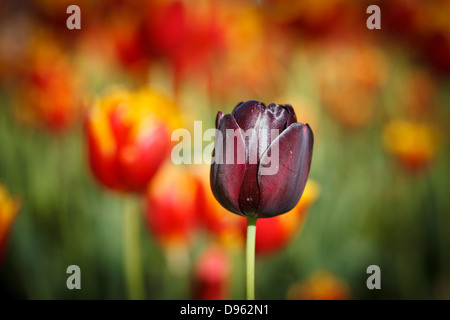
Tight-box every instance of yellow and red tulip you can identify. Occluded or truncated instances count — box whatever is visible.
[382,119,439,172]
[85,86,180,192]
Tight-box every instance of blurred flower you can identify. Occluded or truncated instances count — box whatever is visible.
[86,86,180,192]
[317,39,387,129]
[413,0,450,75]
[107,12,151,81]
[192,245,231,300]
[145,163,201,274]
[382,119,439,172]
[384,0,421,39]
[399,68,437,117]
[210,100,314,218]
[384,0,450,75]
[8,30,82,132]
[287,271,350,300]
[0,183,20,266]
[244,180,320,256]
[211,3,289,100]
[145,0,225,90]
[421,30,450,75]
[261,0,359,38]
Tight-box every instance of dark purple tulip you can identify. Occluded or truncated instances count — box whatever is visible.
[210,100,314,218]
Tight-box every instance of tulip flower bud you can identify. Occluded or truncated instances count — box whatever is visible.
[210,100,313,218]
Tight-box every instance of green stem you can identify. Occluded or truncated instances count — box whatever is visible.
[123,197,145,300]
[246,216,257,300]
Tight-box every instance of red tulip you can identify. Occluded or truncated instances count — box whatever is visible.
[145,163,200,249]
[210,100,314,218]
[145,0,225,87]
[107,14,151,80]
[145,163,202,275]
[192,245,231,300]
[86,87,179,192]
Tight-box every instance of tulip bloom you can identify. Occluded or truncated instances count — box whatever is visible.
[86,87,179,192]
[146,164,200,248]
[192,245,231,300]
[145,163,202,275]
[318,40,387,129]
[382,119,439,171]
[210,100,314,218]
[210,100,313,300]
[11,34,81,132]
[0,184,20,266]
[86,87,179,299]
[287,271,351,300]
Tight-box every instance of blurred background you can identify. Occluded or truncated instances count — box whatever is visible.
[0,0,449,300]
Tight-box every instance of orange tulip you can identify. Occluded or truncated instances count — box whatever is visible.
[0,183,20,266]
[86,86,179,192]
[317,39,387,129]
[287,271,351,300]
[11,32,82,132]
[211,3,289,100]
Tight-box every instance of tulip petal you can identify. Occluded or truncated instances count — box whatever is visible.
[256,123,313,218]
[281,104,297,127]
[210,114,246,215]
[263,104,291,131]
[231,100,265,131]
[215,111,223,129]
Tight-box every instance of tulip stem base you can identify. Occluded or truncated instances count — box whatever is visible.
[123,197,145,300]
[246,216,257,300]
